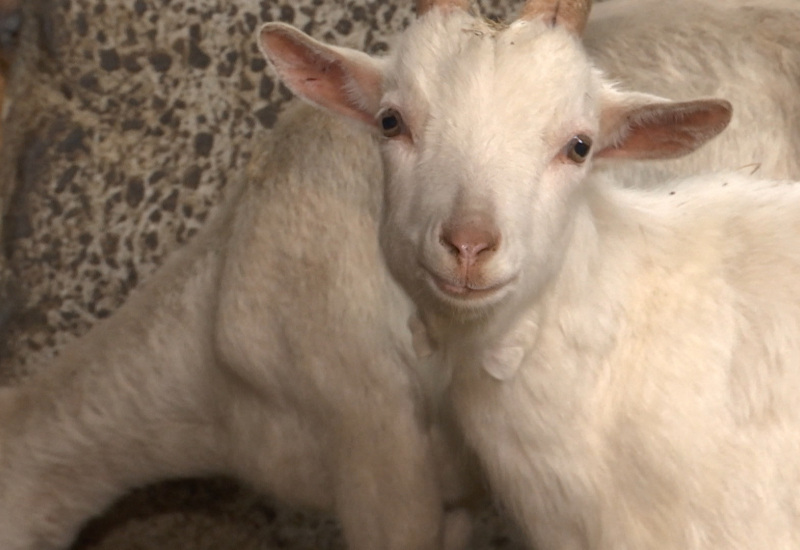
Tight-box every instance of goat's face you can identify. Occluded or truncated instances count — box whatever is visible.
[375,11,601,317]
[259,0,732,321]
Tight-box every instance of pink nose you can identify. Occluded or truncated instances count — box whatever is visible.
[440,219,500,266]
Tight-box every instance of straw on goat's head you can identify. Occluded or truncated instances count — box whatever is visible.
[416,0,592,35]
[519,0,592,35]
[415,0,470,17]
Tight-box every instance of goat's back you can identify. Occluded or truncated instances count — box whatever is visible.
[586,0,800,184]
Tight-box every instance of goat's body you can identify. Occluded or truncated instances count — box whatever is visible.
[0,104,466,550]
[440,172,800,549]
[259,0,800,548]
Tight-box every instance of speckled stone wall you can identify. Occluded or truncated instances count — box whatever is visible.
[0,1,530,548]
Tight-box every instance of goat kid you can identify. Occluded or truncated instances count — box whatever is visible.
[261,0,800,548]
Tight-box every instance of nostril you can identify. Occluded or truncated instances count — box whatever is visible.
[439,221,500,266]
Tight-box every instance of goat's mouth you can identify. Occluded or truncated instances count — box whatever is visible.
[424,268,515,305]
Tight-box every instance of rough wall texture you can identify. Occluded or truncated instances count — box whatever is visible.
[0,0,528,548]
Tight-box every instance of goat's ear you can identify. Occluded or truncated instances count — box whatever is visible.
[258,23,385,128]
[595,90,733,160]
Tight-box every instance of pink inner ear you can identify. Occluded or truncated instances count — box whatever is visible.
[262,29,381,127]
[598,100,733,160]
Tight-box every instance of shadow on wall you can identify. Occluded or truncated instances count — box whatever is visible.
[0,0,20,142]
[0,0,19,366]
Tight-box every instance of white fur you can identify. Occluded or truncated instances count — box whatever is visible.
[260,2,800,549]
[434,171,800,550]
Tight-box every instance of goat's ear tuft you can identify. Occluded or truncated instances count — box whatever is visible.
[258,23,385,128]
[595,90,733,160]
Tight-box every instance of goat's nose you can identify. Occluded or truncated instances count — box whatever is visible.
[440,220,500,266]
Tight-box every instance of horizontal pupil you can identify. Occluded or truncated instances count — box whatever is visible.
[574,140,590,156]
[382,116,398,130]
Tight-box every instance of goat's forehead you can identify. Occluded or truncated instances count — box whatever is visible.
[387,11,595,127]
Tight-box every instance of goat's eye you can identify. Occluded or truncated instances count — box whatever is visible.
[566,135,593,163]
[379,108,405,138]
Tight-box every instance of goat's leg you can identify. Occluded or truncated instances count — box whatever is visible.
[0,249,228,550]
[334,431,479,550]
[332,394,447,550]
[0,343,227,549]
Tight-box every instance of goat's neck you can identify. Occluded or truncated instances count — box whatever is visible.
[422,182,643,548]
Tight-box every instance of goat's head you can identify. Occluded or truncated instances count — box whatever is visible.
[259,0,732,320]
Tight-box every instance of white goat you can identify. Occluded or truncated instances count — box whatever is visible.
[260,0,800,548]
[4,0,800,549]
[0,104,479,550]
